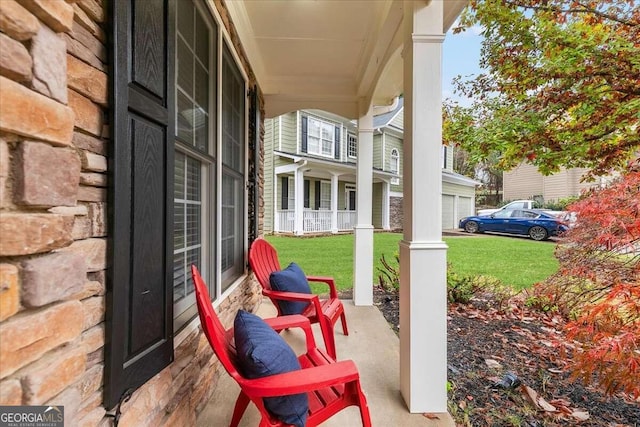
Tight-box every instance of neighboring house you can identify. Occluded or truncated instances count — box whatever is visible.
[0,0,465,424]
[264,99,478,234]
[503,163,607,203]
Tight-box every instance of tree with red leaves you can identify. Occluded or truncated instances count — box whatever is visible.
[534,171,640,397]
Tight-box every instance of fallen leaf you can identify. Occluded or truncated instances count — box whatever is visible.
[422,413,440,420]
[521,385,557,412]
[571,410,590,421]
[485,359,502,369]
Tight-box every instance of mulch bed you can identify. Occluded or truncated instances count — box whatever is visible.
[367,286,640,426]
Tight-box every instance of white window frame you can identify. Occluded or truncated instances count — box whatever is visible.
[390,148,399,174]
[347,134,357,158]
[307,116,335,158]
[320,180,331,210]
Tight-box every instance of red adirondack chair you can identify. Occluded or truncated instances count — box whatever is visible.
[248,238,348,359]
[191,265,372,427]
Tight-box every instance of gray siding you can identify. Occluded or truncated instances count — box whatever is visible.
[385,133,403,193]
[372,182,383,228]
[279,112,298,153]
[390,110,403,129]
[373,133,383,169]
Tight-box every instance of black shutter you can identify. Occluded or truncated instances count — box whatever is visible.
[106,0,174,410]
[281,177,288,210]
[314,181,321,209]
[301,116,308,153]
[304,179,310,208]
[335,127,340,159]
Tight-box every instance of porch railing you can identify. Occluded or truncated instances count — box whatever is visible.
[275,210,357,233]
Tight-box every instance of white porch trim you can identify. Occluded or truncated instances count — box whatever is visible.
[399,0,448,413]
[353,102,374,306]
[330,173,339,233]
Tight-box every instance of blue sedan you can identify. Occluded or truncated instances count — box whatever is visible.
[459,209,569,241]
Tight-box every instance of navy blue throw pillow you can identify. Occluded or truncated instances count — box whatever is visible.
[234,310,308,427]
[269,262,311,315]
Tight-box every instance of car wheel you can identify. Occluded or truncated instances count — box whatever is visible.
[464,221,479,233]
[529,226,548,241]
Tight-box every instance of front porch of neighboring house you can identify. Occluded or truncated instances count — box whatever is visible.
[273,159,396,234]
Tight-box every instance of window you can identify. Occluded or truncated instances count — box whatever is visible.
[307,117,334,157]
[221,44,246,290]
[108,0,250,408]
[347,134,357,158]
[390,148,399,174]
[320,181,331,209]
[174,0,216,326]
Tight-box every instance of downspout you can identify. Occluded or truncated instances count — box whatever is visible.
[372,95,400,116]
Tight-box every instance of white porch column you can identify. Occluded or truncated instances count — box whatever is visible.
[331,173,339,233]
[399,0,448,413]
[294,167,305,235]
[382,180,390,230]
[353,102,374,306]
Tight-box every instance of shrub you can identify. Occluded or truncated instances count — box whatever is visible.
[535,171,640,397]
[376,252,399,291]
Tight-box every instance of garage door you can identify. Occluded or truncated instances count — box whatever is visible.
[442,194,455,229]
[457,196,472,224]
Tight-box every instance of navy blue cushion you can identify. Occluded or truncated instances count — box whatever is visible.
[234,310,308,427]
[269,262,311,315]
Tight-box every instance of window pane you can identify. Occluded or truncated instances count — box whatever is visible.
[176,90,193,144]
[177,2,193,48]
[308,118,321,137]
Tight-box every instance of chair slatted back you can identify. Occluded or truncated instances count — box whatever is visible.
[191,265,242,382]
[248,238,281,292]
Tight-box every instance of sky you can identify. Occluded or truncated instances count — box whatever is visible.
[442,25,484,107]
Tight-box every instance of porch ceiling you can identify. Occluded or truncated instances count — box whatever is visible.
[224,0,467,119]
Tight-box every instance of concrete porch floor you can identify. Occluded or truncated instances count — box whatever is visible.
[197,298,453,426]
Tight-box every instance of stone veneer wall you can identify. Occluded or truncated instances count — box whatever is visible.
[0,0,264,426]
[389,196,403,231]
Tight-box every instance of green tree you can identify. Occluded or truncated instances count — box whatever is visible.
[446,0,639,178]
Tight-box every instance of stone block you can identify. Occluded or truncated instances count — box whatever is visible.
[67,54,107,105]
[0,76,74,146]
[81,324,104,354]
[72,216,92,240]
[57,238,106,272]
[48,205,88,216]
[31,25,67,103]
[15,141,81,207]
[72,131,105,155]
[77,0,104,24]
[0,32,32,82]
[0,300,83,378]
[79,172,106,188]
[190,366,217,414]
[0,139,9,206]
[68,89,103,137]
[0,378,21,405]
[46,386,80,427]
[70,20,105,63]
[81,151,106,172]
[21,252,86,307]
[78,407,106,427]
[22,344,86,404]
[77,390,101,420]
[116,369,172,427]
[72,3,105,42]
[21,0,74,33]
[70,280,103,300]
[63,34,104,72]
[0,213,73,256]
[77,185,106,202]
[88,202,106,237]
[85,347,102,369]
[80,296,104,330]
[78,364,102,400]
[0,0,40,41]
[0,263,19,321]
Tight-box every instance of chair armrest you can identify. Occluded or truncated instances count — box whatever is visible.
[241,360,360,397]
[306,276,338,299]
[262,315,317,350]
[263,289,317,302]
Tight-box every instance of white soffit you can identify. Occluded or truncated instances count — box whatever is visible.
[225,0,468,118]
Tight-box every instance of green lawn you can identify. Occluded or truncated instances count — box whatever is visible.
[265,233,558,292]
